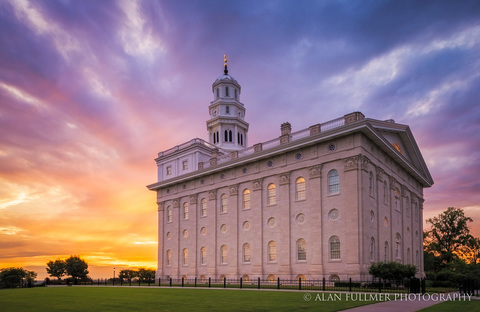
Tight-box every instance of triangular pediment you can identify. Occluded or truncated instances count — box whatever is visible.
[365,120,433,187]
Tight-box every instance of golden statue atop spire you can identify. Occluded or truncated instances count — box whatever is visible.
[223,53,228,74]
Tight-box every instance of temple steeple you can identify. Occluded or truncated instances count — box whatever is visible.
[206,55,249,151]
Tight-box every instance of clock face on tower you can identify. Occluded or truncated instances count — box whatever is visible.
[212,108,219,116]
[237,111,242,117]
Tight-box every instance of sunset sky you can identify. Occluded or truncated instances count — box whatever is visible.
[1,0,479,279]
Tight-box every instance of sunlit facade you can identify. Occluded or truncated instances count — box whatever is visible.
[147,59,433,281]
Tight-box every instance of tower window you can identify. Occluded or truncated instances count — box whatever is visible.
[225,86,229,97]
[234,89,237,99]
[226,106,230,114]
[216,88,219,98]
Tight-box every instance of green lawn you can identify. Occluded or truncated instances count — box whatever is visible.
[417,300,480,311]
[0,286,381,312]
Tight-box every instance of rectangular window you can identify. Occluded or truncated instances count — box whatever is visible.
[225,86,229,97]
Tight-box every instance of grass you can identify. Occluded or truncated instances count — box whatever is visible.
[0,286,381,312]
[417,300,480,311]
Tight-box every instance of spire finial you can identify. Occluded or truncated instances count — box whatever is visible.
[224,54,228,74]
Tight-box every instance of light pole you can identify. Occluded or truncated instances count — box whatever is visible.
[113,268,115,286]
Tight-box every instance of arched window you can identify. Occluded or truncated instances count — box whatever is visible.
[201,198,207,217]
[297,238,306,261]
[225,86,229,97]
[329,236,340,260]
[369,172,374,197]
[267,184,276,205]
[267,274,276,282]
[200,275,206,282]
[296,177,306,200]
[166,249,171,266]
[221,245,227,264]
[216,88,219,98]
[384,241,389,261]
[219,274,226,280]
[268,241,277,262]
[183,248,188,265]
[200,246,207,265]
[226,106,230,114]
[407,248,411,264]
[243,189,250,209]
[183,202,189,220]
[242,274,250,282]
[234,88,237,99]
[328,170,339,194]
[370,237,375,262]
[220,193,228,213]
[243,243,251,263]
[241,133,243,146]
[224,130,228,142]
[297,274,306,281]
[166,206,172,223]
[229,130,232,142]
[395,233,402,259]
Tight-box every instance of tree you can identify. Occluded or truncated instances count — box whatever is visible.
[424,207,473,267]
[463,236,480,265]
[137,268,155,283]
[46,259,66,280]
[369,262,418,285]
[118,269,137,283]
[0,267,37,288]
[65,256,89,283]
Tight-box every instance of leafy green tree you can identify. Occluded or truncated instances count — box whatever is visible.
[369,262,418,284]
[424,207,473,267]
[46,259,66,280]
[65,256,89,283]
[0,267,37,288]
[137,268,155,283]
[119,269,137,283]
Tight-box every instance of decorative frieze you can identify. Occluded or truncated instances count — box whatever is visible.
[344,155,360,171]
[279,172,290,185]
[157,202,164,212]
[189,194,197,204]
[308,165,322,179]
[253,179,263,191]
[208,190,217,201]
[229,184,239,196]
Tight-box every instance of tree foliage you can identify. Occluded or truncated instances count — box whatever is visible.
[137,268,155,282]
[46,259,67,280]
[424,207,473,267]
[118,269,137,282]
[0,267,37,288]
[65,256,89,282]
[369,261,417,284]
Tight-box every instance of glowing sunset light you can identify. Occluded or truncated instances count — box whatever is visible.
[0,0,479,280]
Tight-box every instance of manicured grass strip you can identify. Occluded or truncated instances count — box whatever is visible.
[0,287,380,312]
[417,299,480,311]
